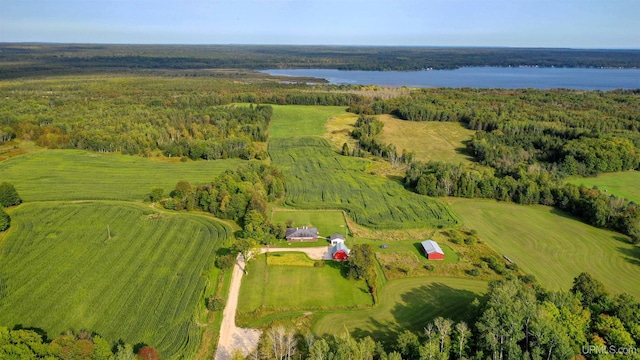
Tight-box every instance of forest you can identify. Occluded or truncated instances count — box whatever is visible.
[2,44,640,79]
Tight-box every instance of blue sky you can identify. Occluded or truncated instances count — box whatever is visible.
[1,0,638,48]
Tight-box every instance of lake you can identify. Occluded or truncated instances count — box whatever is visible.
[260,67,640,90]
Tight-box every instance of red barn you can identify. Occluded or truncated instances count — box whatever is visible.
[421,240,444,260]
[332,242,350,261]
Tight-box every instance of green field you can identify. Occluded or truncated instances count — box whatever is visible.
[378,115,475,165]
[237,253,373,318]
[566,171,640,203]
[450,199,640,298]
[0,150,243,202]
[269,137,459,229]
[313,277,487,344]
[271,209,347,238]
[268,105,348,138]
[0,201,231,358]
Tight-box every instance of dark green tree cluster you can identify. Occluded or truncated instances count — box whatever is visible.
[0,182,21,232]
[347,116,414,166]
[0,326,158,359]
[347,244,379,303]
[164,163,286,241]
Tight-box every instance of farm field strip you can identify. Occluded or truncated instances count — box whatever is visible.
[0,201,231,358]
[450,199,640,298]
[0,149,243,202]
[268,137,459,229]
[268,105,349,138]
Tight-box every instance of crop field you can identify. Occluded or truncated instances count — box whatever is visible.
[450,199,640,298]
[0,150,243,202]
[268,105,348,138]
[566,171,640,203]
[0,201,231,358]
[377,115,475,165]
[313,277,487,344]
[271,209,347,237]
[269,137,459,229]
[237,253,373,321]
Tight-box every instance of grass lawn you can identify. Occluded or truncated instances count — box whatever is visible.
[0,149,243,202]
[0,201,231,358]
[566,171,640,203]
[268,105,348,138]
[313,277,487,345]
[237,253,373,325]
[450,199,640,298]
[271,209,348,238]
[378,115,475,165]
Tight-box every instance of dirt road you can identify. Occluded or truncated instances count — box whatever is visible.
[214,246,333,359]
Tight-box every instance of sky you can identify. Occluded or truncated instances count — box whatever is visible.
[1,0,639,48]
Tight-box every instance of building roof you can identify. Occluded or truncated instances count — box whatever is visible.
[285,227,318,239]
[332,242,350,256]
[421,240,444,255]
[329,234,345,241]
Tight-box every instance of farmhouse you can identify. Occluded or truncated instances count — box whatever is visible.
[332,242,350,261]
[329,234,345,246]
[285,227,318,242]
[421,240,445,260]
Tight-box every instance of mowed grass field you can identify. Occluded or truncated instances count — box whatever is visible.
[0,201,231,358]
[237,253,373,317]
[313,277,487,344]
[450,199,640,298]
[268,105,349,138]
[269,137,458,229]
[566,171,640,203]
[378,115,475,165]
[0,150,243,202]
[271,209,347,237]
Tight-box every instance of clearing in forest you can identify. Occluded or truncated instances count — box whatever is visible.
[566,171,640,204]
[268,105,348,138]
[0,201,231,358]
[377,115,475,165]
[450,198,640,298]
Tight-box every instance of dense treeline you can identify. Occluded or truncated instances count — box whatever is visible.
[0,77,362,159]
[0,182,21,231]
[248,274,640,359]
[2,44,640,79]
[0,327,161,359]
[163,162,286,242]
[405,161,640,242]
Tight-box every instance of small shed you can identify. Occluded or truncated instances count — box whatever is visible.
[329,234,345,246]
[332,242,350,261]
[285,227,318,242]
[421,240,444,260]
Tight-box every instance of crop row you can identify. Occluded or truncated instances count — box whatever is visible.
[268,137,458,229]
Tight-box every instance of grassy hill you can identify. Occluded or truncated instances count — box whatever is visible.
[0,150,242,202]
[0,201,231,358]
[450,199,640,298]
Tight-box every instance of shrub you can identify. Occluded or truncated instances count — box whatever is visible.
[0,207,9,231]
[206,296,225,311]
[464,237,476,245]
[0,182,21,207]
[467,268,480,276]
[215,254,236,270]
[423,264,435,271]
[313,261,325,268]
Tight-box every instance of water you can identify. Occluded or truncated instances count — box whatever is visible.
[260,67,640,90]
